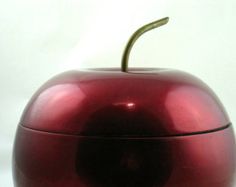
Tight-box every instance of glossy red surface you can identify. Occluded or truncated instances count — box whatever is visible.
[13,68,236,186]
[20,68,229,136]
[13,125,235,187]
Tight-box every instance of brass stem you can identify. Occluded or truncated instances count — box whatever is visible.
[121,17,169,72]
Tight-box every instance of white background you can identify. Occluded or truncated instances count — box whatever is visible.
[0,0,236,186]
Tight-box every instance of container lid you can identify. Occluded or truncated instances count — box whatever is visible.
[20,68,230,137]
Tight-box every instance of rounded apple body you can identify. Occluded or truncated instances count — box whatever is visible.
[13,68,236,187]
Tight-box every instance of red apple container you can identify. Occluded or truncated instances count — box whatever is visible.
[13,18,236,187]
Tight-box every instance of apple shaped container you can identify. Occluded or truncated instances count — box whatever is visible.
[13,18,236,187]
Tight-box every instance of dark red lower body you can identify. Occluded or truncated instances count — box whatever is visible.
[13,125,236,187]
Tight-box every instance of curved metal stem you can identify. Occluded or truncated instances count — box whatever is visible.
[121,17,169,72]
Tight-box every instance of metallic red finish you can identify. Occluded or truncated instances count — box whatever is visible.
[13,125,235,187]
[20,68,229,136]
[13,68,236,186]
